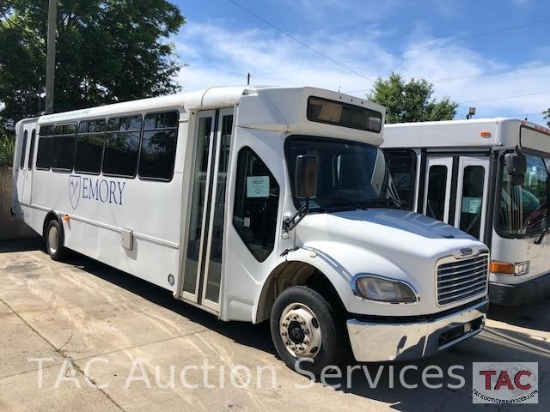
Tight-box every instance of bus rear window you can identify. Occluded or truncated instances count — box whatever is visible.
[307,96,382,133]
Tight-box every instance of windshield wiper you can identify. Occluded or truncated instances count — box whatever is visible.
[534,217,549,245]
[534,226,548,245]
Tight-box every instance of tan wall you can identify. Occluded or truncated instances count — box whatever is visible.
[0,167,38,240]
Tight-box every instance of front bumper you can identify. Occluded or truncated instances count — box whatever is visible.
[489,271,550,306]
[347,299,489,362]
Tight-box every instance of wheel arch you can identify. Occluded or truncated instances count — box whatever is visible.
[255,259,347,324]
[42,210,63,238]
[42,211,67,260]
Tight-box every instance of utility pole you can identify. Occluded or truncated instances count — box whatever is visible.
[45,0,57,114]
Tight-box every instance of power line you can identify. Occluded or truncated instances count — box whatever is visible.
[225,2,550,113]
[362,17,550,65]
[458,90,550,104]
[227,0,550,84]
[432,62,550,83]
[343,62,550,94]
[455,111,548,124]
[239,12,550,80]
[228,0,374,83]
[504,112,547,120]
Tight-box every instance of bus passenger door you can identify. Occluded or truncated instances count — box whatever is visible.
[15,123,37,208]
[423,157,453,224]
[181,108,233,313]
[21,128,36,205]
[454,157,489,242]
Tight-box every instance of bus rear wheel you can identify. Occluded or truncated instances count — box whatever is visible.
[45,219,67,261]
[270,285,345,376]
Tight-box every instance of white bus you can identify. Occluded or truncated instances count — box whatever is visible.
[12,86,489,374]
[383,118,550,306]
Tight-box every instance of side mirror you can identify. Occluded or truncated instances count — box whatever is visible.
[504,152,527,185]
[295,155,317,199]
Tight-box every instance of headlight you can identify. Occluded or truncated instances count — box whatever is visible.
[351,274,418,303]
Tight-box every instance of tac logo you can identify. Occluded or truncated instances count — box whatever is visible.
[69,175,81,210]
[472,362,538,404]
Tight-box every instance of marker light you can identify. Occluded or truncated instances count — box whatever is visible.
[480,131,492,138]
[490,260,529,276]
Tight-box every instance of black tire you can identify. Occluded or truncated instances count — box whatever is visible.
[270,285,346,376]
[45,219,67,261]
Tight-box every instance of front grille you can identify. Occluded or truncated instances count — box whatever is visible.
[437,254,488,305]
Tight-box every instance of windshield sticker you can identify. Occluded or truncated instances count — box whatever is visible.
[247,176,269,198]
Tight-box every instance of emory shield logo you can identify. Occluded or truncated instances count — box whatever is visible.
[69,175,81,210]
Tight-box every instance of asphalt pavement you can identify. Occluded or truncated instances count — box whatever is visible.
[0,238,548,411]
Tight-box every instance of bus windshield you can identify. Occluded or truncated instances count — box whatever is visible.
[499,154,550,237]
[286,136,400,212]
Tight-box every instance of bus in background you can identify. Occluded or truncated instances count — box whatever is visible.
[12,86,489,374]
[382,118,550,306]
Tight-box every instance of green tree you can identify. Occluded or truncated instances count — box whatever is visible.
[543,108,550,127]
[0,126,15,167]
[0,0,185,122]
[367,72,458,124]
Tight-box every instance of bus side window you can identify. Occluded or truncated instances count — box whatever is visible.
[103,115,142,177]
[19,130,28,169]
[52,123,77,171]
[75,119,106,174]
[27,130,36,170]
[459,166,485,238]
[36,125,55,170]
[385,149,417,210]
[232,147,280,262]
[427,165,447,221]
[139,111,179,180]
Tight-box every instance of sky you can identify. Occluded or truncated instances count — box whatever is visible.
[171,0,550,125]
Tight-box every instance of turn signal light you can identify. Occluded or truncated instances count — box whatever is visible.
[490,260,529,275]
[490,261,514,274]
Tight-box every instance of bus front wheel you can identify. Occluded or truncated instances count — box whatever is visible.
[270,285,345,376]
[45,219,66,261]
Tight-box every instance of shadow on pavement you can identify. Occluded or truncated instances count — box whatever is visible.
[488,297,550,332]
[56,248,550,411]
[2,238,548,411]
[58,246,275,355]
[0,237,42,253]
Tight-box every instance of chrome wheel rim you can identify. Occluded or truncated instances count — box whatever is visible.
[48,225,59,254]
[279,303,322,358]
